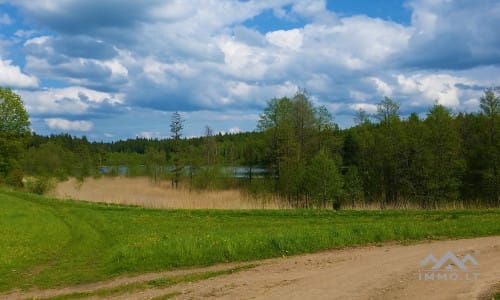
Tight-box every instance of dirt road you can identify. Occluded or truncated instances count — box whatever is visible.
[3,236,499,299]
[122,236,500,300]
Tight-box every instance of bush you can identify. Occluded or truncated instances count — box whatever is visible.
[23,177,54,195]
[6,168,24,187]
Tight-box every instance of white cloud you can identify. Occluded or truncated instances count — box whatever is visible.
[184,110,259,122]
[395,73,473,108]
[266,29,303,51]
[299,16,411,71]
[14,29,36,38]
[292,0,329,19]
[0,58,39,88]
[227,81,252,98]
[19,86,123,116]
[349,103,378,113]
[404,0,500,69]
[217,38,275,79]
[45,118,93,131]
[142,57,195,85]
[24,35,50,46]
[463,98,480,112]
[349,90,371,102]
[396,74,419,94]
[137,131,163,139]
[370,77,393,97]
[2,0,499,139]
[97,59,128,81]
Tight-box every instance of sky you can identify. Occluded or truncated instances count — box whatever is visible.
[0,0,499,140]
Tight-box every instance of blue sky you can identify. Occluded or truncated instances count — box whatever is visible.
[0,0,499,140]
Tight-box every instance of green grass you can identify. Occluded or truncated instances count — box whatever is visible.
[1,188,499,293]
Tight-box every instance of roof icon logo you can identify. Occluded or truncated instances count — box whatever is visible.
[420,251,478,271]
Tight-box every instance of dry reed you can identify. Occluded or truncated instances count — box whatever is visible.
[49,177,289,209]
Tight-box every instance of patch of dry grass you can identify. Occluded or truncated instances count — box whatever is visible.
[49,177,288,209]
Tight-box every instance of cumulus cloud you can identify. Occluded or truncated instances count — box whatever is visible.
[370,77,393,97]
[24,36,127,91]
[0,58,39,88]
[1,0,498,139]
[395,73,474,108]
[349,103,378,114]
[266,29,303,51]
[45,118,93,131]
[19,86,123,117]
[402,0,500,69]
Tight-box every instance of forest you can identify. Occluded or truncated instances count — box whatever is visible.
[1,86,499,209]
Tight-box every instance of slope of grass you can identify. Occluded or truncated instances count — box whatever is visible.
[1,188,499,292]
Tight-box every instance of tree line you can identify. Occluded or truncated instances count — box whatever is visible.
[1,86,499,208]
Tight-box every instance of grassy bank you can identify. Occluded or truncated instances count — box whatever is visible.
[1,188,499,292]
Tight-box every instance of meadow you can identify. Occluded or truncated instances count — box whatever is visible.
[1,187,499,293]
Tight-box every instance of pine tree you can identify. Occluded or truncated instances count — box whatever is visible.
[170,111,184,188]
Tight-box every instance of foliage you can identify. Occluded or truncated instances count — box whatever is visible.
[343,166,364,208]
[0,87,30,136]
[306,150,343,208]
[145,145,166,183]
[170,111,184,188]
[23,176,54,195]
[257,91,340,206]
[0,88,31,186]
[8,87,500,207]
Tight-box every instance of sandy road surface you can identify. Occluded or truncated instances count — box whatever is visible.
[125,236,500,300]
[3,237,499,300]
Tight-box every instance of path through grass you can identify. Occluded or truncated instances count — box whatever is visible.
[1,188,499,292]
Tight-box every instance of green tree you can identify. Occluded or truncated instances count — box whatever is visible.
[343,166,364,208]
[376,96,400,123]
[205,125,217,165]
[346,120,377,204]
[291,91,316,162]
[479,88,500,205]
[170,111,184,188]
[258,92,341,207]
[24,142,72,180]
[0,87,31,186]
[306,150,343,209]
[145,145,166,183]
[354,108,371,125]
[241,136,264,183]
[182,144,203,190]
[0,88,30,135]
[404,113,430,205]
[257,96,295,191]
[374,97,406,207]
[480,88,499,117]
[422,104,465,207]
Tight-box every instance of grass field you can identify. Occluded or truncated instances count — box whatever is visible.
[1,188,499,293]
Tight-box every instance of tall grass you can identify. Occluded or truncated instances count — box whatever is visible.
[50,177,486,210]
[49,177,288,209]
[1,188,499,293]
